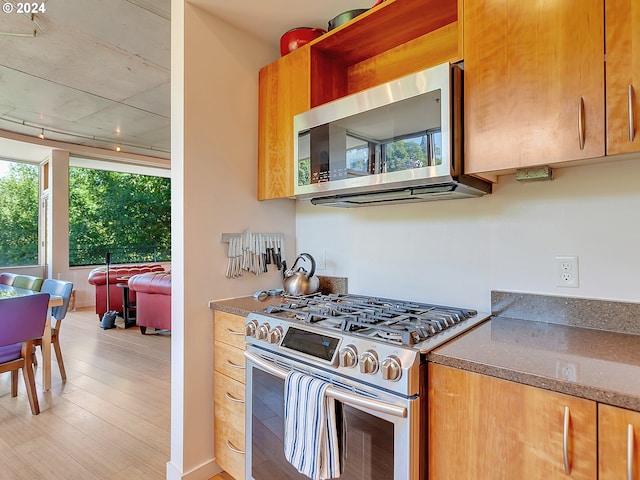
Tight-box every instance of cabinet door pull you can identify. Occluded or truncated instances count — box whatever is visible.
[578,97,586,150]
[225,391,245,404]
[628,423,634,480]
[227,328,244,336]
[226,440,246,455]
[563,406,571,475]
[629,85,636,143]
[226,360,245,370]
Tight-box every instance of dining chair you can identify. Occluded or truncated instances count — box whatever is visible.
[34,279,74,382]
[12,275,43,291]
[0,273,16,285]
[0,293,50,415]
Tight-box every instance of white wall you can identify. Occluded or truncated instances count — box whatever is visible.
[296,156,640,313]
[169,2,295,479]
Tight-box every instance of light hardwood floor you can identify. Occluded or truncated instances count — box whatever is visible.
[0,307,233,480]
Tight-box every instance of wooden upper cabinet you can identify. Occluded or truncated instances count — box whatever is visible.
[257,47,310,200]
[598,404,640,480]
[428,364,598,480]
[606,0,640,155]
[463,0,605,175]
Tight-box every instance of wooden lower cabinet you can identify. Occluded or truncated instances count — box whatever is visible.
[428,363,597,480]
[213,311,247,480]
[599,404,640,479]
[214,375,245,480]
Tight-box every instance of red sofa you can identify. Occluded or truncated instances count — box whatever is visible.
[129,272,171,334]
[87,264,165,319]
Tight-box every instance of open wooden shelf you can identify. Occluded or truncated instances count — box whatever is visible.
[306,0,460,107]
[310,0,458,66]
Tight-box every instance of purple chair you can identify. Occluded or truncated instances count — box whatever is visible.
[0,293,50,415]
[0,273,16,285]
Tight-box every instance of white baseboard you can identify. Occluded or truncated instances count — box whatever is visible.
[166,458,222,480]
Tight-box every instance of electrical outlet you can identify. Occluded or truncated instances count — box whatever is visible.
[555,256,579,287]
[316,250,326,270]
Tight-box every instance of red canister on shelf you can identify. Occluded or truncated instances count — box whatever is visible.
[280,27,326,56]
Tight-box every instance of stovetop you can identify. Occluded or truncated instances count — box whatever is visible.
[245,293,490,396]
[249,293,491,354]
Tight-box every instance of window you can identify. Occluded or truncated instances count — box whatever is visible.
[68,166,171,266]
[383,130,442,173]
[0,160,39,267]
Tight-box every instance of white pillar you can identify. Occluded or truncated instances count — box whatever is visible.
[47,150,70,280]
[167,1,219,478]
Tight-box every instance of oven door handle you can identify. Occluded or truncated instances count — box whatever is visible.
[244,351,407,419]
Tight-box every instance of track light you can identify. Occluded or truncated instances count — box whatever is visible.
[0,117,170,156]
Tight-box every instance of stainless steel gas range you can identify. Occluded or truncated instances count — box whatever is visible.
[244,293,490,480]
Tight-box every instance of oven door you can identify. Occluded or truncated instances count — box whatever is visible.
[244,347,421,480]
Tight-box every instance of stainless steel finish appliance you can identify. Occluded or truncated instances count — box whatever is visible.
[293,63,492,207]
[244,293,490,480]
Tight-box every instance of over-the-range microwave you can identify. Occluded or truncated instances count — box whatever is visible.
[293,62,491,207]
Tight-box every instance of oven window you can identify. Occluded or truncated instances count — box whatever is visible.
[250,368,394,480]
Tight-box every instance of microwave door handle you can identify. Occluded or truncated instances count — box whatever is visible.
[244,351,407,419]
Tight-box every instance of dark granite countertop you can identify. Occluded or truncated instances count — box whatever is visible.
[428,316,640,412]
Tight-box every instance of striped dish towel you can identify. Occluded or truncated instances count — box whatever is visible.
[284,371,344,480]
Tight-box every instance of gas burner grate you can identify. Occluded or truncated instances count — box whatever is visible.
[340,316,450,345]
[266,303,359,324]
[265,293,479,346]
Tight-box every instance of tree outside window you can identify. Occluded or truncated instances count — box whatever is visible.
[0,161,39,267]
[0,161,170,269]
[68,167,171,266]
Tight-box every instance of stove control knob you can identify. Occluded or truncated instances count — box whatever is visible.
[267,326,283,344]
[380,356,402,382]
[256,323,270,341]
[359,350,379,375]
[245,320,258,337]
[339,345,358,368]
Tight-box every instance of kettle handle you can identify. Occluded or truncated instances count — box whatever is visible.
[286,256,304,277]
[299,252,316,278]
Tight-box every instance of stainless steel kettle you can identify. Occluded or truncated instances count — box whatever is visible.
[283,253,320,296]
